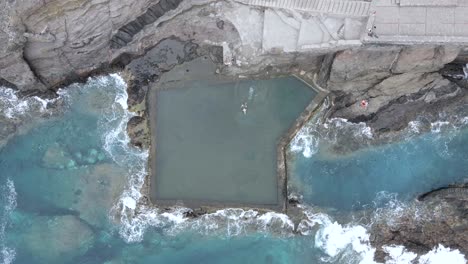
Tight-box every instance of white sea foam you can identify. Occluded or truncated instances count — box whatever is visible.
[290,102,374,159]
[0,87,58,120]
[0,179,17,264]
[290,115,321,158]
[407,120,423,134]
[430,121,451,134]
[383,245,417,264]
[418,245,467,264]
[93,74,150,242]
[381,244,467,264]
[298,208,377,264]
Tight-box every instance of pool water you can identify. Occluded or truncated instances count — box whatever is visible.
[151,77,316,206]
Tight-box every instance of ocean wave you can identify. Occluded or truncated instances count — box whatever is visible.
[382,244,467,264]
[0,87,58,120]
[290,103,374,158]
[115,205,297,243]
[0,179,17,264]
[291,102,468,160]
[296,206,377,264]
[418,245,466,264]
[300,199,467,264]
[92,74,149,243]
[383,245,418,264]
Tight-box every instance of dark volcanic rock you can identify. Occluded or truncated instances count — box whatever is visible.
[126,116,149,149]
[327,45,465,135]
[371,185,468,263]
[123,38,199,110]
[418,184,468,201]
[110,0,184,49]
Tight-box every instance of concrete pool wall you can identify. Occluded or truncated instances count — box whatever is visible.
[145,64,328,212]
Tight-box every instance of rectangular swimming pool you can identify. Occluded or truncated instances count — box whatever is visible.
[149,76,316,209]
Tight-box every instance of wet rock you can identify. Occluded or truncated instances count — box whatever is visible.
[123,38,198,109]
[288,197,300,207]
[21,215,95,263]
[183,207,207,218]
[126,116,149,149]
[418,184,468,201]
[370,187,468,262]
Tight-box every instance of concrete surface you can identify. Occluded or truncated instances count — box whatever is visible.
[363,0,468,44]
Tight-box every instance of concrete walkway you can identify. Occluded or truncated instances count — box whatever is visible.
[261,8,365,52]
[230,1,369,53]
[232,0,468,56]
[241,0,371,17]
[363,0,468,44]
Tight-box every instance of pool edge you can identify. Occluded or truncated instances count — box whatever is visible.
[144,75,329,214]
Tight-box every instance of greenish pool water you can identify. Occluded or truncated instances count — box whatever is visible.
[151,77,316,206]
[0,74,466,264]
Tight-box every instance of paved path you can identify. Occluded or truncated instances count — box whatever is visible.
[363,0,468,44]
[261,8,365,52]
[234,0,468,55]
[240,0,371,17]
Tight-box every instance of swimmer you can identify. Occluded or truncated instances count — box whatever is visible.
[241,102,248,115]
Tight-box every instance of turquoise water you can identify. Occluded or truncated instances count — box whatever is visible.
[152,77,315,205]
[290,121,468,210]
[0,75,466,264]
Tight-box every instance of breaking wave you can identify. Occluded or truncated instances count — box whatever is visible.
[0,87,58,120]
[291,103,468,160]
[299,197,467,264]
[290,103,373,158]
[0,179,17,264]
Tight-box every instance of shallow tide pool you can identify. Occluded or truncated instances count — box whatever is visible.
[0,74,466,264]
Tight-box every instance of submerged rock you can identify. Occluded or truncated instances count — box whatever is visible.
[20,215,95,263]
[18,161,126,228]
[126,116,149,149]
[69,163,127,227]
[41,143,77,170]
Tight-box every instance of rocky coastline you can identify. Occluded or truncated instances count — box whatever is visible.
[2,0,467,142]
[1,0,468,262]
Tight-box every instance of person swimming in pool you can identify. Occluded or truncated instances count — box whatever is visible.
[241,102,248,115]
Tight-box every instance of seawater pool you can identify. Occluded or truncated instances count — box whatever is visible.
[0,74,466,264]
[150,77,316,207]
